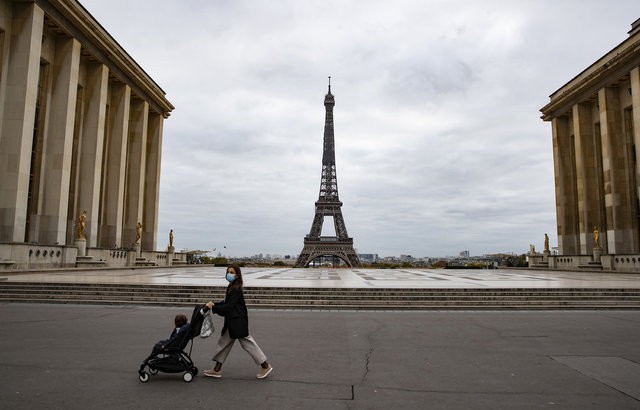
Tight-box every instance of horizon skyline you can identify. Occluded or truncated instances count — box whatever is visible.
[190,247,534,259]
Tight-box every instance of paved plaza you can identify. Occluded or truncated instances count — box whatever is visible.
[1,267,639,409]
[1,304,639,409]
[2,266,640,289]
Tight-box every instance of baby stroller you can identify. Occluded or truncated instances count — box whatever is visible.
[138,304,209,383]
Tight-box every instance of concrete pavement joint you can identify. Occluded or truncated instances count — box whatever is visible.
[550,355,640,402]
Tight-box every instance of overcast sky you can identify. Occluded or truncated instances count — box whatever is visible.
[81,0,638,258]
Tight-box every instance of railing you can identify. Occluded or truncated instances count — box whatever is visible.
[304,236,353,243]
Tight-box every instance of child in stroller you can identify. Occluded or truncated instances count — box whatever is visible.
[138,304,208,383]
[150,313,189,355]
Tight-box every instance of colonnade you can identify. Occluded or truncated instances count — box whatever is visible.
[546,68,640,256]
[0,1,173,253]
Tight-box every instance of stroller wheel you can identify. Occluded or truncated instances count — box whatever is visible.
[192,367,198,376]
[149,367,158,375]
[139,372,149,383]
[183,372,193,382]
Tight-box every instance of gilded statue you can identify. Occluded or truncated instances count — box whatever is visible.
[76,210,87,240]
[544,233,549,252]
[135,222,143,244]
[169,229,174,247]
[593,226,600,248]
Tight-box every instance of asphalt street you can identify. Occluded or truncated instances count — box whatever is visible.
[1,303,639,409]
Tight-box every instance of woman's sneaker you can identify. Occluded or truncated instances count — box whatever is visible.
[256,364,273,379]
[204,369,222,378]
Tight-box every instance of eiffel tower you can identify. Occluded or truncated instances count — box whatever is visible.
[296,79,361,268]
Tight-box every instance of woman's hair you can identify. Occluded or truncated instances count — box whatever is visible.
[174,314,188,327]
[227,264,243,290]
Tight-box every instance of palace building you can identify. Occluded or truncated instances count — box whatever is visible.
[0,0,176,269]
[537,18,640,272]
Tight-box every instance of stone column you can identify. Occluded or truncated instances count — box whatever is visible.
[142,112,163,251]
[631,67,640,248]
[0,3,43,242]
[76,63,108,248]
[122,99,148,247]
[0,29,7,120]
[37,37,81,245]
[598,86,637,254]
[572,102,604,254]
[551,115,579,254]
[99,83,130,248]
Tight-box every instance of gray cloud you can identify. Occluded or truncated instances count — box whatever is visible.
[81,0,638,256]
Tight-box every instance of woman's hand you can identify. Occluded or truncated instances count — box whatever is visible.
[206,301,214,308]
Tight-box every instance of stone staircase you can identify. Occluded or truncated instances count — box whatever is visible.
[1,282,640,309]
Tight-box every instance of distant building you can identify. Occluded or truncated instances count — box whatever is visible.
[538,18,640,272]
[358,253,379,263]
[459,250,470,258]
[0,0,174,269]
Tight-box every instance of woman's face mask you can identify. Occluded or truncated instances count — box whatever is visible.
[226,272,235,283]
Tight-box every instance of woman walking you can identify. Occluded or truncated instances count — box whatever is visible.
[203,264,273,379]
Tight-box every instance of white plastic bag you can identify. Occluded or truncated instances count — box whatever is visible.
[200,312,214,338]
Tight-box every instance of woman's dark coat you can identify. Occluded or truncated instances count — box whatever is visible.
[210,284,249,339]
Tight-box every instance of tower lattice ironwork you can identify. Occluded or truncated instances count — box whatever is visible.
[296,79,361,267]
